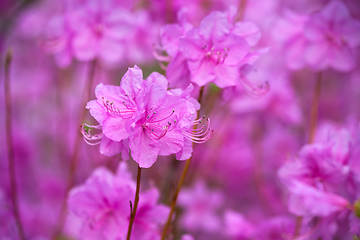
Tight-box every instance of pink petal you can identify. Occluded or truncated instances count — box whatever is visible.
[187,59,215,86]
[99,136,125,158]
[166,53,191,89]
[321,1,350,23]
[329,45,356,72]
[72,28,97,61]
[146,72,168,90]
[102,117,129,142]
[158,129,184,156]
[198,11,230,42]
[339,20,360,48]
[232,22,261,46]
[129,128,160,168]
[98,38,124,64]
[176,138,193,160]
[285,37,307,70]
[287,180,349,217]
[213,64,239,88]
[221,34,250,65]
[180,28,206,61]
[120,65,144,96]
[304,41,329,70]
[160,23,183,57]
[86,100,107,124]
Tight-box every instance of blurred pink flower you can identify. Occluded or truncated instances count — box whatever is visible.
[224,210,255,239]
[42,0,158,67]
[284,1,360,71]
[178,180,224,233]
[157,7,267,95]
[67,163,169,240]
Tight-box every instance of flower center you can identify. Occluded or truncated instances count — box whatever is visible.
[202,43,229,65]
[142,110,176,140]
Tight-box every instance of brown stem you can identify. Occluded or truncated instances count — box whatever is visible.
[295,72,322,237]
[235,0,248,22]
[160,156,178,204]
[53,59,98,238]
[161,86,205,240]
[161,156,192,240]
[126,166,142,240]
[308,72,322,144]
[4,50,26,240]
[165,0,174,23]
[67,59,98,188]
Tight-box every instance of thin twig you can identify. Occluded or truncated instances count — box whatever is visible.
[126,166,142,240]
[295,72,323,237]
[161,86,205,240]
[308,72,322,144]
[235,0,248,22]
[4,49,26,240]
[53,59,98,238]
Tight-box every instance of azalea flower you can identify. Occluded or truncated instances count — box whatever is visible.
[83,66,212,168]
[67,163,169,240]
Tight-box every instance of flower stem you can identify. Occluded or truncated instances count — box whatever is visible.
[126,166,142,240]
[4,49,26,240]
[295,71,322,237]
[235,0,248,22]
[53,59,98,238]
[308,72,322,144]
[161,156,192,240]
[161,86,204,240]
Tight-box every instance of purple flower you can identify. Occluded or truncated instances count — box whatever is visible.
[83,66,212,168]
[178,180,224,233]
[67,163,169,239]
[277,123,360,237]
[157,7,267,93]
[224,210,255,239]
[284,1,360,71]
[42,0,158,67]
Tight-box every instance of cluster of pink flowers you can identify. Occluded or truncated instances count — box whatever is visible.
[42,0,157,67]
[1,0,360,240]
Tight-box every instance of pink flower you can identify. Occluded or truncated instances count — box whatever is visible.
[224,210,255,239]
[287,180,349,217]
[42,0,158,67]
[178,180,224,233]
[157,7,266,93]
[285,1,360,71]
[67,163,169,240]
[278,124,358,220]
[83,66,212,168]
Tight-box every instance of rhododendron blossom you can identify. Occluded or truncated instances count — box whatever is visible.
[156,7,268,95]
[42,0,157,66]
[67,164,169,239]
[83,66,212,167]
[283,1,360,71]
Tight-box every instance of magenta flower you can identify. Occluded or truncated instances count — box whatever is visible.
[285,1,360,71]
[277,124,360,237]
[156,7,267,93]
[42,0,158,67]
[178,180,224,233]
[83,66,212,168]
[224,210,255,239]
[67,163,169,240]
